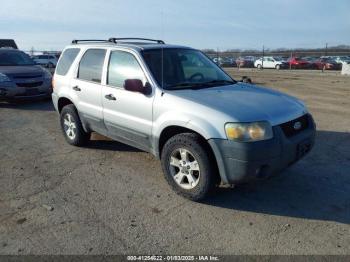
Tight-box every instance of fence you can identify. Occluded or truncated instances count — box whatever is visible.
[203,47,350,60]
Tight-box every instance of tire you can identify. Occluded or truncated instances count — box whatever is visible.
[275,64,280,70]
[60,104,90,146]
[161,133,218,201]
[257,64,262,69]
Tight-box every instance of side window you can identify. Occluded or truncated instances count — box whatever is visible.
[107,51,146,88]
[78,49,106,83]
[56,48,80,76]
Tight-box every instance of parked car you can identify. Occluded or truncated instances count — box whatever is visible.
[332,56,350,64]
[236,56,255,68]
[52,38,315,201]
[220,57,237,67]
[254,56,287,70]
[33,54,58,68]
[311,58,342,70]
[287,57,311,69]
[212,57,223,66]
[0,49,52,101]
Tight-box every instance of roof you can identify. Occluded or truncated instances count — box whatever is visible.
[68,38,192,52]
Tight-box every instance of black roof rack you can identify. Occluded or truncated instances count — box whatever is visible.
[108,38,165,44]
[72,39,109,44]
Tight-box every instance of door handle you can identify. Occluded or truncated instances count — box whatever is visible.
[105,94,116,101]
[72,86,81,91]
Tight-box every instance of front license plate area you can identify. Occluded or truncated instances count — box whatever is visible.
[25,88,39,96]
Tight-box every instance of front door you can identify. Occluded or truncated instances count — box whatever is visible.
[102,50,154,152]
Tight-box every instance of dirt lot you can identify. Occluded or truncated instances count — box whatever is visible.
[0,69,349,255]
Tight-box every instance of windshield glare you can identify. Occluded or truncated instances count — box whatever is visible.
[0,51,35,66]
[142,49,235,90]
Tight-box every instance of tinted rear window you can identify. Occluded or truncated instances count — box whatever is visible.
[78,49,106,83]
[56,48,80,76]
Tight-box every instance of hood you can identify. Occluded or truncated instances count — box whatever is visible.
[166,83,308,126]
[0,65,44,77]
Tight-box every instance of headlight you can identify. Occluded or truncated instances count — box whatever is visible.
[0,73,11,83]
[225,122,273,142]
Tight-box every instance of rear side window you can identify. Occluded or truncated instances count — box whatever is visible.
[107,51,146,88]
[56,48,80,76]
[78,49,106,83]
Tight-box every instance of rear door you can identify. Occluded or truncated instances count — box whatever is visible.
[70,48,107,134]
[102,49,154,151]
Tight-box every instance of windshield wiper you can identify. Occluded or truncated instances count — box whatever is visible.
[166,79,236,90]
[166,82,204,90]
[201,79,236,85]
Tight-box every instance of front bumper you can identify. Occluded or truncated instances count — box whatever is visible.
[209,114,316,184]
[0,80,52,101]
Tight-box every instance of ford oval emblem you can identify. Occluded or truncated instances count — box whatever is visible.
[293,121,302,130]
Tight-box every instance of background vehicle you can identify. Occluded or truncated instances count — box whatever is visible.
[212,57,223,66]
[0,49,52,101]
[33,54,58,68]
[287,57,310,69]
[332,56,350,64]
[254,56,287,70]
[311,58,342,70]
[220,57,237,67]
[52,38,315,201]
[236,56,255,68]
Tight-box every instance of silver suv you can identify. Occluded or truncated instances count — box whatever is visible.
[52,38,316,201]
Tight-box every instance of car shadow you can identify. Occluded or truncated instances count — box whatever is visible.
[86,133,143,152]
[203,130,350,224]
[0,99,54,111]
[86,140,142,152]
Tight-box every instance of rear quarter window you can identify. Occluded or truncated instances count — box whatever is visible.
[56,48,81,76]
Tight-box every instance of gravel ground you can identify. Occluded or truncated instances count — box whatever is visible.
[0,69,349,255]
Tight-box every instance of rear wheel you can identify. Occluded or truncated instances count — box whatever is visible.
[275,64,281,70]
[161,133,217,201]
[257,64,262,69]
[60,104,90,146]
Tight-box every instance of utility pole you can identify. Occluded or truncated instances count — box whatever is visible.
[325,43,328,56]
[216,47,219,65]
[262,45,264,69]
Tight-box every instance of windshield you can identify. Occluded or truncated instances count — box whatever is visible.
[142,48,235,90]
[0,51,35,66]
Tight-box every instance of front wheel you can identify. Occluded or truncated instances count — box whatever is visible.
[257,64,262,69]
[275,64,281,70]
[60,104,90,146]
[161,133,217,201]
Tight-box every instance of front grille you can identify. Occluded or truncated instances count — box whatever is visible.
[13,75,42,79]
[280,114,309,137]
[16,81,43,88]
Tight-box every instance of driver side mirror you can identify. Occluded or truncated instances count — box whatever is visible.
[124,79,151,95]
